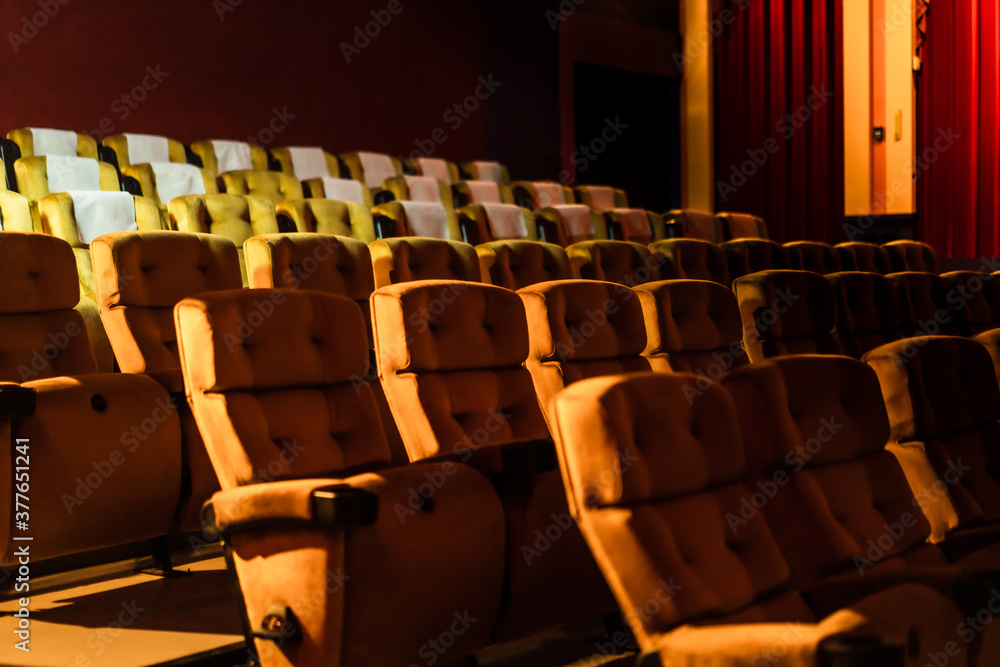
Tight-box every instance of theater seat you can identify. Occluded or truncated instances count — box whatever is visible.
[722,238,792,282]
[885,240,938,273]
[890,271,964,337]
[452,180,516,207]
[575,185,661,244]
[945,272,1000,334]
[92,231,243,531]
[518,279,650,425]
[0,190,34,232]
[786,241,843,274]
[827,271,906,358]
[371,280,615,640]
[476,240,571,290]
[635,279,749,374]
[837,241,893,274]
[121,163,217,211]
[218,169,304,206]
[101,133,187,170]
[649,238,730,284]
[732,270,841,361]
[550,372,967,666]
[718,211,768,239]
[168,193,280,285]
[382,174,455,208]
[177,288,505,667]
[566,240,661,285]
[340,151,404,191]
[301,175,373,206]
[269,146,340,180]
[369,237,480,288]
[865,336,1000,558]
[663,208,723,242]
[0,232,180,565]
[275,198,376,242]
[15,155,121,213]
[371,200,460,240]
[189,140,268,174]
[457,203,537,244]
[411,156,459,184]
[512,181,606,245]
[7,127,98,159]
[458,160,510,184]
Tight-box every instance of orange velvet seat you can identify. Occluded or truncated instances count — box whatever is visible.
[944,272,1000,335]
[786,241,843,274]
[369,237,480,288]
[885,240,939,273]
[663,209,723,242]
[890,271,964,337]
[837,242,893,274]
[722,238,793,282]
[456,203,537,244]
[274,198,376,242]
[512,181,606,245]
[177,288,505,667]
[475,240,572,290]
[649,238,730,284]
[827,271,907,358]
[574,185,662,244]
[458,160,510,185]
[718,211,768,239]
[566,240,662,286]
[218,169,304,206]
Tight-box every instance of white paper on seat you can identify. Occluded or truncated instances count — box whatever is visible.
[150,162,206,204]
[586,186,617,210]
[28,128,78,157]
[356,152,397,188]
[533,182,569,207]
[67,191,137,244]
[617,208,650,237]
[288,147,330,179]
[403,176,442,203]
[481,203,528,239]
[470,161,504,184]
[399,202,450,239]
[124,133,170,165]
[211,140,254,172]
[416,158,452,184]
[46,156,101,192]
[319,177,366,204]
[556,205,595,237]
[465,180,502,204]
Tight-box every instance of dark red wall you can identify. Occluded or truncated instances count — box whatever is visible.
[0,0,488,160]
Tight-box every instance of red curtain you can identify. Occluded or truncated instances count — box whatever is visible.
[918,1,1000,259]
[713,0,845,243]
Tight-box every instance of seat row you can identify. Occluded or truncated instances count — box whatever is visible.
[2,228,999,665]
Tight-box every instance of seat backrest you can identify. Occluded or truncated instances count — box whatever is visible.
[0,232,97,379]
[649,238,729,284]
[372,201,461,241]
[718,212,767,240]
[943,271,1000,334]
[663,209,721,243]
[0,191,34,232]
[168,194,280,285]
[722,356,946,588]
[722,239,792,282]
[458,160,510,185]
[452,180,515,207]
[889,271,964,337]
[91,231,242,391]
[15,155,121,203]
[535,206,605,246]
[826,271,906,358]
[412,157,459,184]
[383,175,455,208]
[732,270,840,361]
[864,336,1000,540]
[457,204,536,244]
[269,146,340,180]
[476,240,572,290]
[340,151,403,189]
[518,279,650,424]
[785,241,842,274]
[122,163,216,208]
[575,185,627,210]
[101,133,187,169]
[635,279,748,374]
[219,170,303,207]
[835,242,892,274]
[371,280,548,470]
[8,127,98,159]
[177,289,391,489]
[884,240,938,273]
[512,181,573,208]
[189,140,269,174]
[550,372,814,645]
[566,241,661,286]
[302,175,373,206]
[275,198,376,243]
[370,238,480,288]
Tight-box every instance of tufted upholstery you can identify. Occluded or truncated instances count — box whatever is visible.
[827,271,906,358]
[649,238,729,284]
[457,204,536,244]
[836,242,892,274]
[458,160,511,185]
[722,356,950,590]
[732,270,840,362]
[885,240,938,273]
[519,279,650,425]
[718,212,768,240]
[275,198,376,243]
[0,190,34,232]
[889,271,964,337]
[168,193,280,285]
[178,287,506,664]
[371,278,616,640]
[269,146,340,179]
[7,127,98,159]
[722,239,793,282]
[370,238,480,288]
[865,336,1000,549]
[566,240,661,286]
[101,133,187,169]
[664,209,722,243]
[476,240,571,290]
[189,140,268,175]
[944,271,1000,334]
[785,241,843,275]
[635,279,748,374]
[219,169,304,207]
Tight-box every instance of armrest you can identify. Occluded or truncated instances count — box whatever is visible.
[0,383,36,418]
[203,478,379,536]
